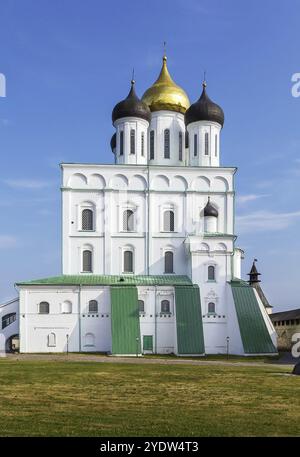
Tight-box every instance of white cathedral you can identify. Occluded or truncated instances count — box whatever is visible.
[0,55,277,356]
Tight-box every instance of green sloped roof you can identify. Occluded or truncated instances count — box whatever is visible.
[16,274,192,287]
[231,280,277,354]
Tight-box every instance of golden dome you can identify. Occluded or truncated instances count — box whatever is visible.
[142,56,190,114]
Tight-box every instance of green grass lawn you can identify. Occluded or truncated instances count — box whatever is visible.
[0,359,299,437]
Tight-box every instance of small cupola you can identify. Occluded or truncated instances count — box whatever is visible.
[248,259,261,284]
[185,81,224,127]
[204,197,218,218]
[112,79,151,124]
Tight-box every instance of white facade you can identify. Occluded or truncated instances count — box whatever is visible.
[1,55,277,355]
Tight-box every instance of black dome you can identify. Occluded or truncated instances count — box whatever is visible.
[110,132,116,151]
[185,82,224,127]
[204,197,218,218]
[112,80,151,124]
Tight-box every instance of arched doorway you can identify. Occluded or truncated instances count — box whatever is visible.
[5,334,19,352]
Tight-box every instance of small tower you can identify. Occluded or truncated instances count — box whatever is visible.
[112,79,151,165]
[185,80,224,167]
[203,197,218,233]
[248,259,273,314]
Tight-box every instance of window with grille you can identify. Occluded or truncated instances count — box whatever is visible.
[2,313,16,329]
[123,209,134,231]
[120,131,124,155]
[208,302,216,314]
[130,129,135,154]
[89,300,98,313]
[194,134,198,156]
[164,129,170,158]
[39,302,49,314]
[215,134,218,156]
[141,132,145,156]
[208,265,215,281]
[179,131,183,161]
[150,130,155,159]
[205,132,209,155]
[138,300,145,313]
[124,250,133,273]
[161,300,170,313]
[163,210,175,232]
[164,251,174,273]
[82,208,93,231]
[82,250,92,272]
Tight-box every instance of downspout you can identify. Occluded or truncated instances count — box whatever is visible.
[147,160,150,275]
[154,285,157,354]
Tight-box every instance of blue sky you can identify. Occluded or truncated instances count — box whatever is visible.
[0,0,299,311]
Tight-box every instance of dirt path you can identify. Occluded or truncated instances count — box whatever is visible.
[2,352,295,370]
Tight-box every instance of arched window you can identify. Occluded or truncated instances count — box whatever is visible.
[179,131,183,161]
[205,132,209,155]
[161,300,170,313]
[89,300,98,313]
[120,131,124,156]
[130,129,135,154]
[39,301,49,314]
[208,265,215,281]
[2,313,16,329]
[164,251,174,273]
[164,129,170,158]
[150,130,155,160]
[84,333,95,347]
[141,132,145,156]
[61,301,72,314]
[82,208,93,231]
[123,209,134,232]
[124,250,133,273]
[138,300,145,313]
[47,332,56,347]
[82,250,92,272]
[215,134,218,156]
[163,210,175,232]
[208,302,216,314]
[194,134,198,156]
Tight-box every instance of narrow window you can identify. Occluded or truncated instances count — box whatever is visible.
[179,131,183,161]
[124,250,133,273]
[205,132,209,155]
[2,313,16,329]
[150,130,155,160]
[208,265,215,281]
[123,209,134,232]
[141,132,145,156]
[163,210,175,232]
[47,332,56,347]
[164,129,170,158]
[194,134,198,156]
[130,129,135,154]
[208,302,216,314]
[39,301,49,314]
[82,250,92,272]
[120,131,124,156]
[215,134,218,156]
[89,300,98,313]
[161,300,170,313]
[138,300,145,313]
[82,209,93,231]
[164,251,174,273]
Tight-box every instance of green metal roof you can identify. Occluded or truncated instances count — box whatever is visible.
[16,274,192,287]
[231,280,277,354]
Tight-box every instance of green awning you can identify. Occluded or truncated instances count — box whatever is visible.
[231,280,277,354]
[110,286,141,355]
[175,285,205,355]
